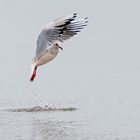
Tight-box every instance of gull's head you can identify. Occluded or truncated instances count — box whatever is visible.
[54,41,63,50]
[30,62,37,82]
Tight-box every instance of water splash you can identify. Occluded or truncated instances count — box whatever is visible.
[2,105,76,112]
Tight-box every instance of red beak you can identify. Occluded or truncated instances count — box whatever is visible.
[30,66,37,82]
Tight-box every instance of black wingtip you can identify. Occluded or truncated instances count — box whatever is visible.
[73,13,77,18]
[84,17,88,23]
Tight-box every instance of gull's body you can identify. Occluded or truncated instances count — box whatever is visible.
[35,42,60,66]
[30,13,88,81]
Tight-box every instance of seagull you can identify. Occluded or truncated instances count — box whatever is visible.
[30,13,88,81]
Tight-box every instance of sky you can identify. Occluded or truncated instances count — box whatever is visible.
[0,0,139,106]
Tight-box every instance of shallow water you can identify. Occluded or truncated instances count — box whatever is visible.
[0,88,140,140]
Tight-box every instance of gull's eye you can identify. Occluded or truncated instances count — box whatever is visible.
[55,43,58,46]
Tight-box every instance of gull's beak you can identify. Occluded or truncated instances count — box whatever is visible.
[59,46,63,50]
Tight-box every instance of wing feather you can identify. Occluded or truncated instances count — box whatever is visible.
[36,13,88,58]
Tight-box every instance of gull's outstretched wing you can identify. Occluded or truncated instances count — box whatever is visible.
[36,13,88,58]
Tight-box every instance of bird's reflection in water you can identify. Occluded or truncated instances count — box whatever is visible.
[31,118,75,140]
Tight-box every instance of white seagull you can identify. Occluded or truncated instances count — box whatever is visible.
[30,13,88,81]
